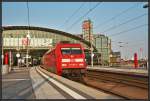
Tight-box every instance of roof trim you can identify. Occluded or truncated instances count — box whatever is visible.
[2,26,97,51]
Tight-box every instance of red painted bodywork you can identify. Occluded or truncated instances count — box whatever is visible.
[42,43,87,76]
[134,53,138,68]
[4,52,9,65]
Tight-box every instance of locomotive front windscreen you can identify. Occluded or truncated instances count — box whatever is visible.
[61,48,82,55]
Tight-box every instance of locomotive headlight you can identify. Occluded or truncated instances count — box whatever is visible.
[79,63,84,66]
[62,64,67,66]
[62,59,70,62]
[75,58,83,62]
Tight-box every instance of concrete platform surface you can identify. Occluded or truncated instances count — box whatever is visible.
[2,66,123,99]
[2,68,35,99]
[30,67,66,99]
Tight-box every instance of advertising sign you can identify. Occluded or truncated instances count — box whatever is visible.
[22,38,30,45]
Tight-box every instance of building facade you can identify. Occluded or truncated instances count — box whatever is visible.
[110,51,121,66]
[82,19,111,65]
[93,34,111,65]
[2,26,97,66]
[82,19,93,43]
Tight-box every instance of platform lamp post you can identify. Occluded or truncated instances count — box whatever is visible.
[26,31,30,68]
[143,3,148,69]
[119,45,123,60]
[16,32,20,68]
[118,41,128,59]
[122,42,128,60]
[89,20,94,67]
[2,28,4,67]
[90,36,94,67]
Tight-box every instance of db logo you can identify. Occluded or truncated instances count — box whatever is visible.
[22,38,30,45]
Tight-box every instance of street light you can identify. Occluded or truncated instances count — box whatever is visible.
[118,42,128,60]
[88,19,94,67]
[2,29,4,67]
[143,3,148,69]
[90,36,94,67]
[83,33,94,67]
[26,31,30,68]
[16,32,20,68]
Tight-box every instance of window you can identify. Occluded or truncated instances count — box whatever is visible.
[102,38,108,47]
[61,48,71,54]
[71,48,82,54]
[61,47,82,55]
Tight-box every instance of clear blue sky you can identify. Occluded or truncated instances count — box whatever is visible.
[2,2,148,59]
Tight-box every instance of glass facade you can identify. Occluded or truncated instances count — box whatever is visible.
[2,27,94,66]
[94,34,111,63]
[3,29,89,50]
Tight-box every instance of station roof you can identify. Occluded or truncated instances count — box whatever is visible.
[2,26,97,51]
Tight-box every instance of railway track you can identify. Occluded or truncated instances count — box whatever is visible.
[37,66,122,99]
[38,66,148,99]
[83,69,148,99]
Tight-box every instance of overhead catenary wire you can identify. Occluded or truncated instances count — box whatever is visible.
[94,3,141,29]
[26,1,30,28]
[112,42,146,49]
[66,2,102,31]
[112,39,147,47]
[67,2,102,30]
[101,13,147,33]
[26,1,30,68]
[111,39,147,46]
[113,41,147,59]
[61,3,85,28]
[126,41,145,47]
[109,23,148,37]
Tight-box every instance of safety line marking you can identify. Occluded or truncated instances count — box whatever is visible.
[36,68,86,99]
[2,79,30,81]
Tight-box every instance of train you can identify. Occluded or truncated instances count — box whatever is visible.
[41,41,87,79]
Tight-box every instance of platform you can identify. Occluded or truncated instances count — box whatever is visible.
[87,66,148,76]
[36,66,122,99]
[2,68,35,99]
[2,66,122,99]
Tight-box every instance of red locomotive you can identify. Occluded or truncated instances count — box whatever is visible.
[41,42,87,78]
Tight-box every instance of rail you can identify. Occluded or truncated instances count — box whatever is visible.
[84,69,148,99]
[37,66,123,99]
